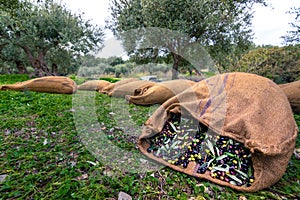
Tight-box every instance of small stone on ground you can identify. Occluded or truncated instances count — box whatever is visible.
[0,174,8,183]
[118,191,132,200]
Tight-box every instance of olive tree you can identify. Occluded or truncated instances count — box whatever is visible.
[0,0,104,76]
[107,0,266,79]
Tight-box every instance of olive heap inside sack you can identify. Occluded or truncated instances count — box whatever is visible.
[147,114,255,187]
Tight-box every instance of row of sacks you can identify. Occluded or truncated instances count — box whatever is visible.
[78,78,198,105]
[77,77,300,115]
[0,76,198,106]
[0,75,299,114]
[0,73,299,192]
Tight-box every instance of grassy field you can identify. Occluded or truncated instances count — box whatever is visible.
[0,74,299,200]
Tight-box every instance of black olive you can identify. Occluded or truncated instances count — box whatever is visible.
[183,161,189,168]
[197,164,207,173]
[174,161,181,165]
[147,147,152,153]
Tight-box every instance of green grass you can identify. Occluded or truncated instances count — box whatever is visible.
[0,74,299,199]
[99,77,121,83]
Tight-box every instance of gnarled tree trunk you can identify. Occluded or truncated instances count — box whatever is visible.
[22,45,52,77]
[171,52,183,80]
[51,63,58,75]
[15,60,28,74]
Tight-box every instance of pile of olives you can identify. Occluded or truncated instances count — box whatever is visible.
[147,114,255,187]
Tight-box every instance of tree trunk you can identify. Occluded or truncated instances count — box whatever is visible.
[171,52,182,80]
[30,57,52,77]
[15,60,28,74]
[115,72,121,78]
[22,45,52,77]
[51,63,58,75]
[186,66,193,77]
[152,48,159,63]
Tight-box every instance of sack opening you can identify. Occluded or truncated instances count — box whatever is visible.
[144,113,255,188]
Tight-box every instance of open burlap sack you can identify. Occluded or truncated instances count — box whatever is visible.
[0,76,77,94]
[77,80,111,91]
[138,72,298,192]
[126,79,196,105]
[279,80,300,114]
[100,78,139,95]
[108,80,156,98]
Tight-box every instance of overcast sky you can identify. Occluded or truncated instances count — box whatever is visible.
[60,0,298,57]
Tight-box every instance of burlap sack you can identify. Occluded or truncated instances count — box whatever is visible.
[77,80,111,91]
[138,72,298,192]
[279,80,300,114]
[126,79,196,105]
[108,80,156,98]
[0,76,77,94]
[100,78,139,94]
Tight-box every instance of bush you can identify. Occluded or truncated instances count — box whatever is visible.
[237,45,300,84]
[99,77,120,83]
